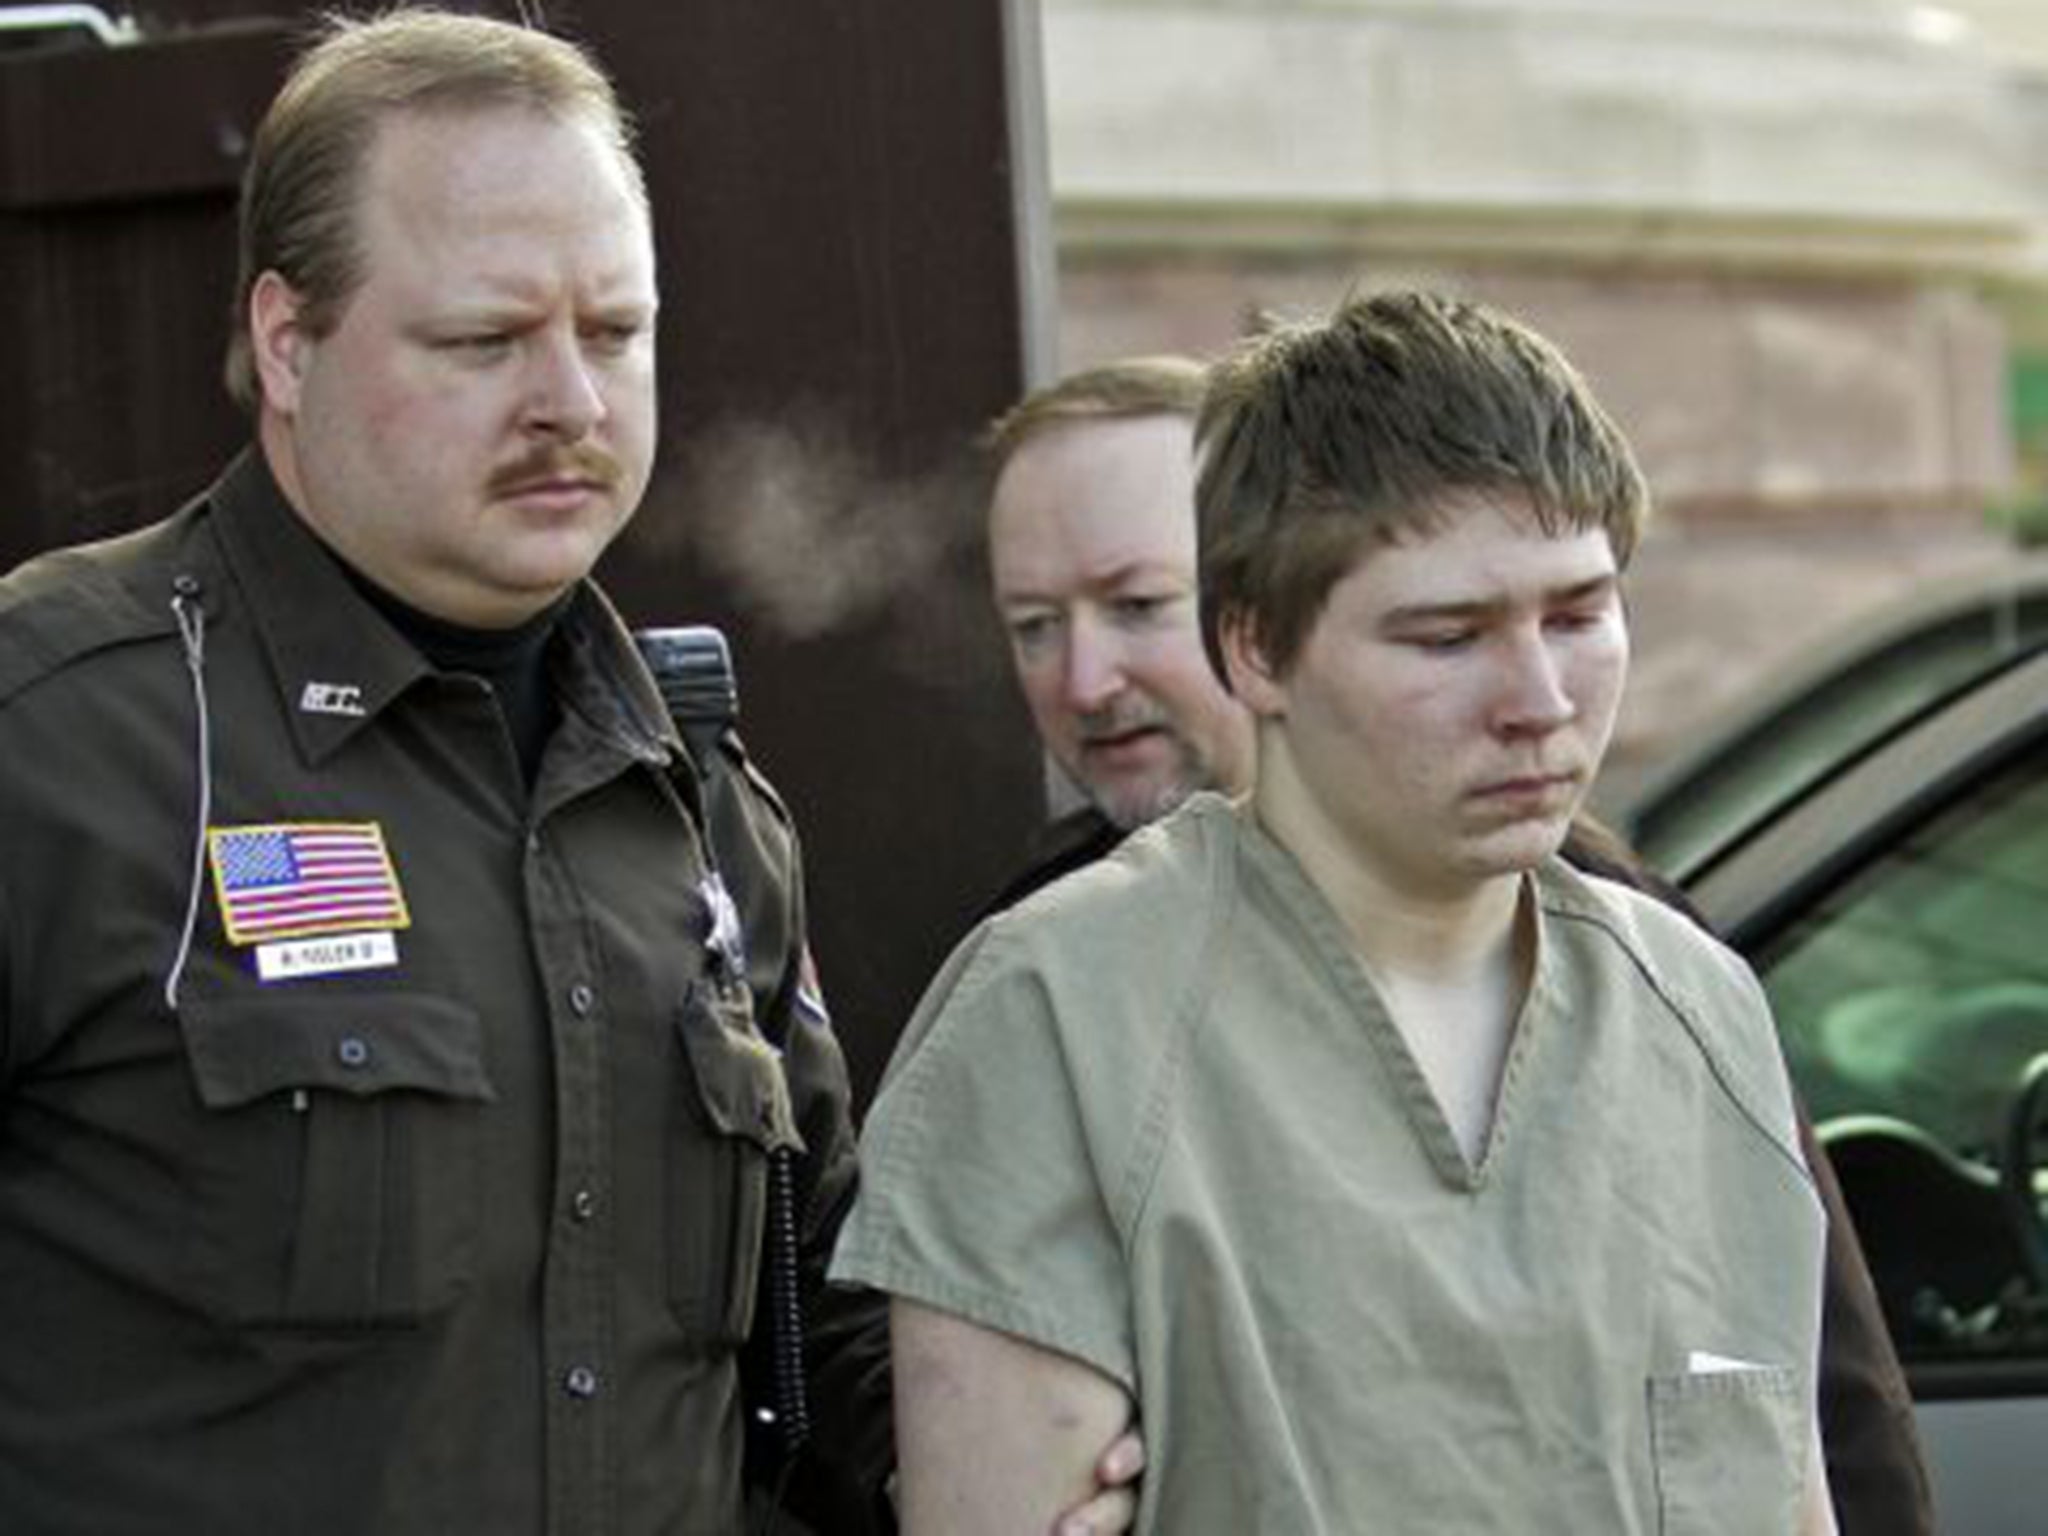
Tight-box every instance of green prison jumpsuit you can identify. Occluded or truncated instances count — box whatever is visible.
[836,793,1827,1534]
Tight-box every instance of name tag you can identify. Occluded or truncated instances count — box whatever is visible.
[256,930,400,982]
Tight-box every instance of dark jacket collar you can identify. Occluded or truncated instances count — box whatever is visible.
[981,804,1126,918]
[206,447,679,775]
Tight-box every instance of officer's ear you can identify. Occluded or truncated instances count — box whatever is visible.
[248,271,312,417]
[1222,613,1288,719]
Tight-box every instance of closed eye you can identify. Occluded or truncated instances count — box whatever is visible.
[1109,594,1177,626]
[584,321,649,356]
[436,332,516,362]
[1007,612,1062,654]
[1403,630,1477,654]
[1544,603,1615,634]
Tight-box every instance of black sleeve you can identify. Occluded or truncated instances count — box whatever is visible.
[1802,1114,1937,1536]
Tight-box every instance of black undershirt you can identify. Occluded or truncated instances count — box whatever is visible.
[343,566,569,787]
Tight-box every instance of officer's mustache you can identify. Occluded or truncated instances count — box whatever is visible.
[489,444,624,497]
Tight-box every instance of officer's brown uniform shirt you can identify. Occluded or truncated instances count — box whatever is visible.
[0,451,883,1534]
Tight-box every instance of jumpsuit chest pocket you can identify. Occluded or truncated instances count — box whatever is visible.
[668,980,801,1352]
[1647,1366,1804,1535]
[176,992,497,1332]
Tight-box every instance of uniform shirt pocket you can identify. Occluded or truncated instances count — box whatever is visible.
[668,979,800,1352]
[177,992,496,1332]
[1648,1364,1804,1535]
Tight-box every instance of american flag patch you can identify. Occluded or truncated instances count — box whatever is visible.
[207,822,411,946]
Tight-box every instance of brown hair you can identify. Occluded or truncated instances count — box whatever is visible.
[224,7,642,409]
[986,356,1208,471]
[1196,290,1648,679]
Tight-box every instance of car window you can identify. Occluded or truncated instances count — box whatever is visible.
[1753,742,2048,1366]
[1634,593,2048,880]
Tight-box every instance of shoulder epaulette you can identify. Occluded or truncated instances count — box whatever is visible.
[0,523,188,707]
[721,735,794,828]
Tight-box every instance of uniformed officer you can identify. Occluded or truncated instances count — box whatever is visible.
[0,10,1138,1533]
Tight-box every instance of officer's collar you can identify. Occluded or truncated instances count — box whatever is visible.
[207,448,433,765]
[539,582,683,812]
[207,447,681,776]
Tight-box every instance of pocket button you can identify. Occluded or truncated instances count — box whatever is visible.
[336,1035,371,1069]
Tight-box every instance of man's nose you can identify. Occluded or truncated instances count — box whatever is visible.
[1061,615,1127,713]
[1494,632,1576,736]
[522,331,606,440]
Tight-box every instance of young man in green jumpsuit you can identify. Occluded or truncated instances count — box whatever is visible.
[973,349,1932,1535]
[838,293,1846,1533]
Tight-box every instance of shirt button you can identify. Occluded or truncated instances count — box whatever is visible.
[337,1036,371,1068]
[569,983,595,1017]
[564,1365,599,1400]
[571,1189,598,1222]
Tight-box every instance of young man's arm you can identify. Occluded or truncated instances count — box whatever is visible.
[893,1299,1136,1536]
